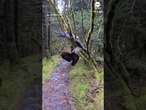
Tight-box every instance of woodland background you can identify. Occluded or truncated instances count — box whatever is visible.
[0,0,146,110]
[43,0,104,109]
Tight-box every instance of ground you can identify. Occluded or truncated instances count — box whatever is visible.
[0,55,103,110]
[43,55,104,110]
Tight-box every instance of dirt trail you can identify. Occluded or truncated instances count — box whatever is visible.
[19,59,74,110]
[43,59,74,110]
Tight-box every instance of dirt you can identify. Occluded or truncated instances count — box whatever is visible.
[43,59,74,110]
[19,59,74,110]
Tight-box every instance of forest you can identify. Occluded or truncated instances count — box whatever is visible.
[42,0,104,110]
[0,0,146,110]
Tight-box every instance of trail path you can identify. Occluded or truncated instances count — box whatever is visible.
[19,59,74,110]
[43,59,74,110]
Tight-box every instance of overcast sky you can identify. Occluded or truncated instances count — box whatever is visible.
[57,0,65,14]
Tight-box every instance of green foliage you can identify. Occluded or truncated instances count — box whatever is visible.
[70,59,103,110]
[43,55,60,81]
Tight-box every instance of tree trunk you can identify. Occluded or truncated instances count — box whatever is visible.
[4,0,19,63]
[42,0,49,58]
[48,7,52,56]
[105,0,146,109]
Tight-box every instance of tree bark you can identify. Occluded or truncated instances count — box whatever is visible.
[42,0,49,58]
[4,0,19,63]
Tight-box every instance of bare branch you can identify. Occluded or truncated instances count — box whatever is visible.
[80,0,86,43]
[48,0,69,32]
[86,0,96,52]
[70,7,77,35]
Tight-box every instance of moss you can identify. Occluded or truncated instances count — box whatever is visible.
[42,55,60,81]
[70,59,104,110]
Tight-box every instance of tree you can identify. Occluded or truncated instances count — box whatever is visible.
[105,0,146,109]
[42,0,49,57]
[48,0,103,70]
[0,0,19,63]
[0,0,42,63]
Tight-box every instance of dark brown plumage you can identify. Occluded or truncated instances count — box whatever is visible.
[61,52,79,66]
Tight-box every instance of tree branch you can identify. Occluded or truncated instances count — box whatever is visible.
[86,0,96,53]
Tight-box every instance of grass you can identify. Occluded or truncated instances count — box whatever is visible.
[42,55,60,81]
[70,60,104,110]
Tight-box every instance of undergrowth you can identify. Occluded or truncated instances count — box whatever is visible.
[42,55,60,81]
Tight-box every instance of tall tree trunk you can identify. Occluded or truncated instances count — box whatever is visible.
[4,0,19,64]
[105,0,146,109]
[48,7,52,56]
[42,0,49,58]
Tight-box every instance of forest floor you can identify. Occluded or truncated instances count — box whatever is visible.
[43,55,104,110]
[0,55,103,110]
[43,59,74,110]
